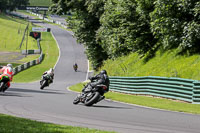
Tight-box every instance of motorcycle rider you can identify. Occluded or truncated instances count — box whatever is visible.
[40,68,54,85]
[83,70,110,101]
[0,64,14,92]
[73,62,78,72]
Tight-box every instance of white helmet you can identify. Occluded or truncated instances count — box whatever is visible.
[7,64,13,68]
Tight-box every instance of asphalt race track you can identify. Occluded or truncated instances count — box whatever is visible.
[0,15,200,133]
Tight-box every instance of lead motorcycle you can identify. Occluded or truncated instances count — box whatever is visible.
[40,74,52,89]
[73,81,107,106]
[0,76,10,92]
[73,64,78,72]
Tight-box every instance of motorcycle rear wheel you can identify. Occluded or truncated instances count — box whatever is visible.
[2,84,8,92]
[0,82,4,92]
[0,82,7,92]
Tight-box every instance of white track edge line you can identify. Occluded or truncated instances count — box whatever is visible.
[51,31,61,70]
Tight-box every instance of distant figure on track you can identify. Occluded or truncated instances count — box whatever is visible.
[73,63,78,72]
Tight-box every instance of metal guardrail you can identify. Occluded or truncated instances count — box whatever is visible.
[109,76,200,104]
[29,11,70,30]
[13,39,43,75]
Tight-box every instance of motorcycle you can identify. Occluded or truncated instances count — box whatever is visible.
[40,74,52,89]
[73,82,107,106]
[0,76,10,92]
[73,64,78,72]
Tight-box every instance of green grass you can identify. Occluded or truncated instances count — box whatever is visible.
[0,12,59,83]
[29,0,52,6]
[0,13,43,65]
[0,14,38,52]
[0,114,114,133]
[69,82,200,114]
[0,63,21,68]
[19,54,40,62]
[86,48,200,113]
[101,49,200,80]
[13,32,59,82]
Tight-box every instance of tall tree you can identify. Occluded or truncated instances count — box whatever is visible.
[150,0,200,53]
[0,0,29,12]
[0,0,8,12]
[50,0,108,69]
[97,0,157,58]
[50,0,200,69]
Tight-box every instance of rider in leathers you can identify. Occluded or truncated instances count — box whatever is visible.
[40,68,54,86]
[0,64,14,92]
[84,70,110,101]
[73,63,78,72]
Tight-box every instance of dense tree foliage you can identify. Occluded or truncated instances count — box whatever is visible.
[0,0,29,12]
[97,0,157,58]
[0,0,7,12]
[50,0,200,69]
[50,0,108,69]
[150,0,200,53]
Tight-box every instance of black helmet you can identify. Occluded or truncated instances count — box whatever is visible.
[100,70,107,75]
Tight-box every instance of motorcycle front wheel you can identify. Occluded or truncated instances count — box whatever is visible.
[40,80,47,90]
[84,92,100,106]
[73,97,80,104]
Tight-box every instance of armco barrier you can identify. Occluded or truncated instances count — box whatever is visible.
[109,76,200,104]
[29,11,69,30]
[13,51,43,75]
[13,39,43,75]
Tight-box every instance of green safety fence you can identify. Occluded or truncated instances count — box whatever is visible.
[109,76,200,104]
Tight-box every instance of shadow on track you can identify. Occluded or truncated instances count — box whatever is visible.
[0,92,30,97]
[7,88,66,95]
[73,70,87,74]
[91,104,132,109]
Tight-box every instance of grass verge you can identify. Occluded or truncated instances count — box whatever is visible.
[29,0,52,6]
[0,63,20,68]
[69,82,200,114]
[0,114,114,133]
[12,32,59,82]
[0,13,42,64]
[101,49,200,80]
[0,14,38,52]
